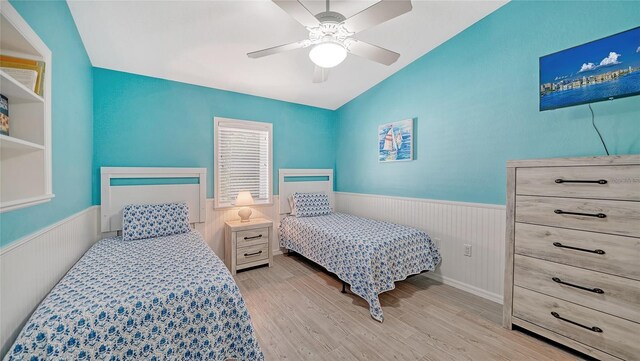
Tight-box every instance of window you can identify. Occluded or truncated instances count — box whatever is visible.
[214,117,272,208]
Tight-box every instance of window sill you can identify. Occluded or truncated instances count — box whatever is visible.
[213,201,274,210]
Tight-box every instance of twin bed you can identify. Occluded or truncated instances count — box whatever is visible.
[7,231,262,360]
[5,168,441,359]
[5,168,263,361]
[278,169,441,322]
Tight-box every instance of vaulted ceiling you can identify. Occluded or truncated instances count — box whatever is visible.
[68,0,507,109]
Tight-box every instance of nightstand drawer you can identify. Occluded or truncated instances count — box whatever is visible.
[225,218,273,275]
[236,227,269,248]
[237,243,269,266]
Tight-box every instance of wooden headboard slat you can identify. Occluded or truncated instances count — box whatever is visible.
[278,169,334,215]
[100,167,207,233]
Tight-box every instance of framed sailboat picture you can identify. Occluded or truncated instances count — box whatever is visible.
[378,118,413,162]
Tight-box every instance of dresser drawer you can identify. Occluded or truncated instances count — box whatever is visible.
[515,196,640,237]
[513,286,640,361]
[515,223,640,280]
[514,255,640,323]
[236,227,269,248]
[237,243,269,266]
[516,165,640,201]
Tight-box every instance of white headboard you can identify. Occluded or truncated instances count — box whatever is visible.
[279,169,334,215]
[100,167,207,233]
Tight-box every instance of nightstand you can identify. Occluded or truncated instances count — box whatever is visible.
[224,218,273,275]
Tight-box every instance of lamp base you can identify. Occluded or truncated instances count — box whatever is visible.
[238,207,252,222]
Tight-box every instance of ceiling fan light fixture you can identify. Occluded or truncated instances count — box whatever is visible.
[309,41,347,69]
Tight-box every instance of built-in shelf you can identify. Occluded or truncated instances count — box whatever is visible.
[0,134,44,153]
[0,70,44,104]
[0,194,55,213]
[1,1,52,213]
[0,9,40,57]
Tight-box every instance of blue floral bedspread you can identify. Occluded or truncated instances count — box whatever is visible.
[280,213,441,322]
[5,231,263,361]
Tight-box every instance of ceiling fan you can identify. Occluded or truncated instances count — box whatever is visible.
[247,0,413,83]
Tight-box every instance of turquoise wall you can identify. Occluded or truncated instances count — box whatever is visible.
[3,0,639,247]
[92,68,336,202]
[335,0,640,205]
[0,0,93,246]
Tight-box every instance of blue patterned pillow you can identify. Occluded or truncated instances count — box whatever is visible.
[291,192,332,217]
[122,202,190,241]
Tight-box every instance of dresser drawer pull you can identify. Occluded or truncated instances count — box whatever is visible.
[554,209,606,218]
[552,242,605,255]
[244,250,263,257]
[550,312,603,333]
[243,234,263,240]
[552,277,605,294]
[554,179,607,185]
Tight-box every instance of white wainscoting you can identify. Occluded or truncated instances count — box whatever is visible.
[203,197,281,259]
[0,206,101,356]
[335,192,506,304]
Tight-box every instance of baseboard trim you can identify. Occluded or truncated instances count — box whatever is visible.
[0,205,100,255]
[423,272,503,305]
[335,191,505,210]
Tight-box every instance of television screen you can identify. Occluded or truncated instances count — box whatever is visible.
[540,26,640,111]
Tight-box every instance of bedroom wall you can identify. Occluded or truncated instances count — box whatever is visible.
[0,0,98,356]
[334,1,640,300]
[335,1,640,205]
[92,69,336,256]
[92,68,336,204]
[0,0,94,247]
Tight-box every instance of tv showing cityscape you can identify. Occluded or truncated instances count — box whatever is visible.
[540,26,640,111]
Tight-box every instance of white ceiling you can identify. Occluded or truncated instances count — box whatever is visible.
[68,0,507,110]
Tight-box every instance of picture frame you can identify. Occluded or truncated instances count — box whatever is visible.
[378,118,413,162]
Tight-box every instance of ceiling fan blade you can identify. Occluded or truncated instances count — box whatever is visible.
[347,40,400,66]
[247,41,307,58]
[273,0,320,28]
[313,66,329,83]
[342,0,412,34]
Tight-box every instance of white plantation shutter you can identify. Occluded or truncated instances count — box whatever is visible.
[214,118,272,207]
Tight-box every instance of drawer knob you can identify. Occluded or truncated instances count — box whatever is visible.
[244,234,263,240]
[552,242,605,255]
[552,277,605,294]
[551,312,603,333]
[244,250,263,257]
[554,179,607,185]
[554,209,606,218]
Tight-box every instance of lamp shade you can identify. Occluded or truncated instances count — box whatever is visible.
[235,191,254,206]
[309,42,347,68]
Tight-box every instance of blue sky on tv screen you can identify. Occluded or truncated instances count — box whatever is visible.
[540,27,640,84]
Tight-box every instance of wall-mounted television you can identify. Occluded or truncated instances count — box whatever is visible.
[540,26,640,111]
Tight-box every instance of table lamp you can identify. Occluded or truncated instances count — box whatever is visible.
[235,191,254,222]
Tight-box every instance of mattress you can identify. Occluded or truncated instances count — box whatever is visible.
[5,231,263,361]
[279,212,441,322]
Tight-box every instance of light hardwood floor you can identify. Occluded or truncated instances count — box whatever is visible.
[236,254,587,361]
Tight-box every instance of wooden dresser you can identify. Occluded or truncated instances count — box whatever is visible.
[503,155,640,361]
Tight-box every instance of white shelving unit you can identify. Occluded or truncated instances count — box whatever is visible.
[0,0,53,212]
